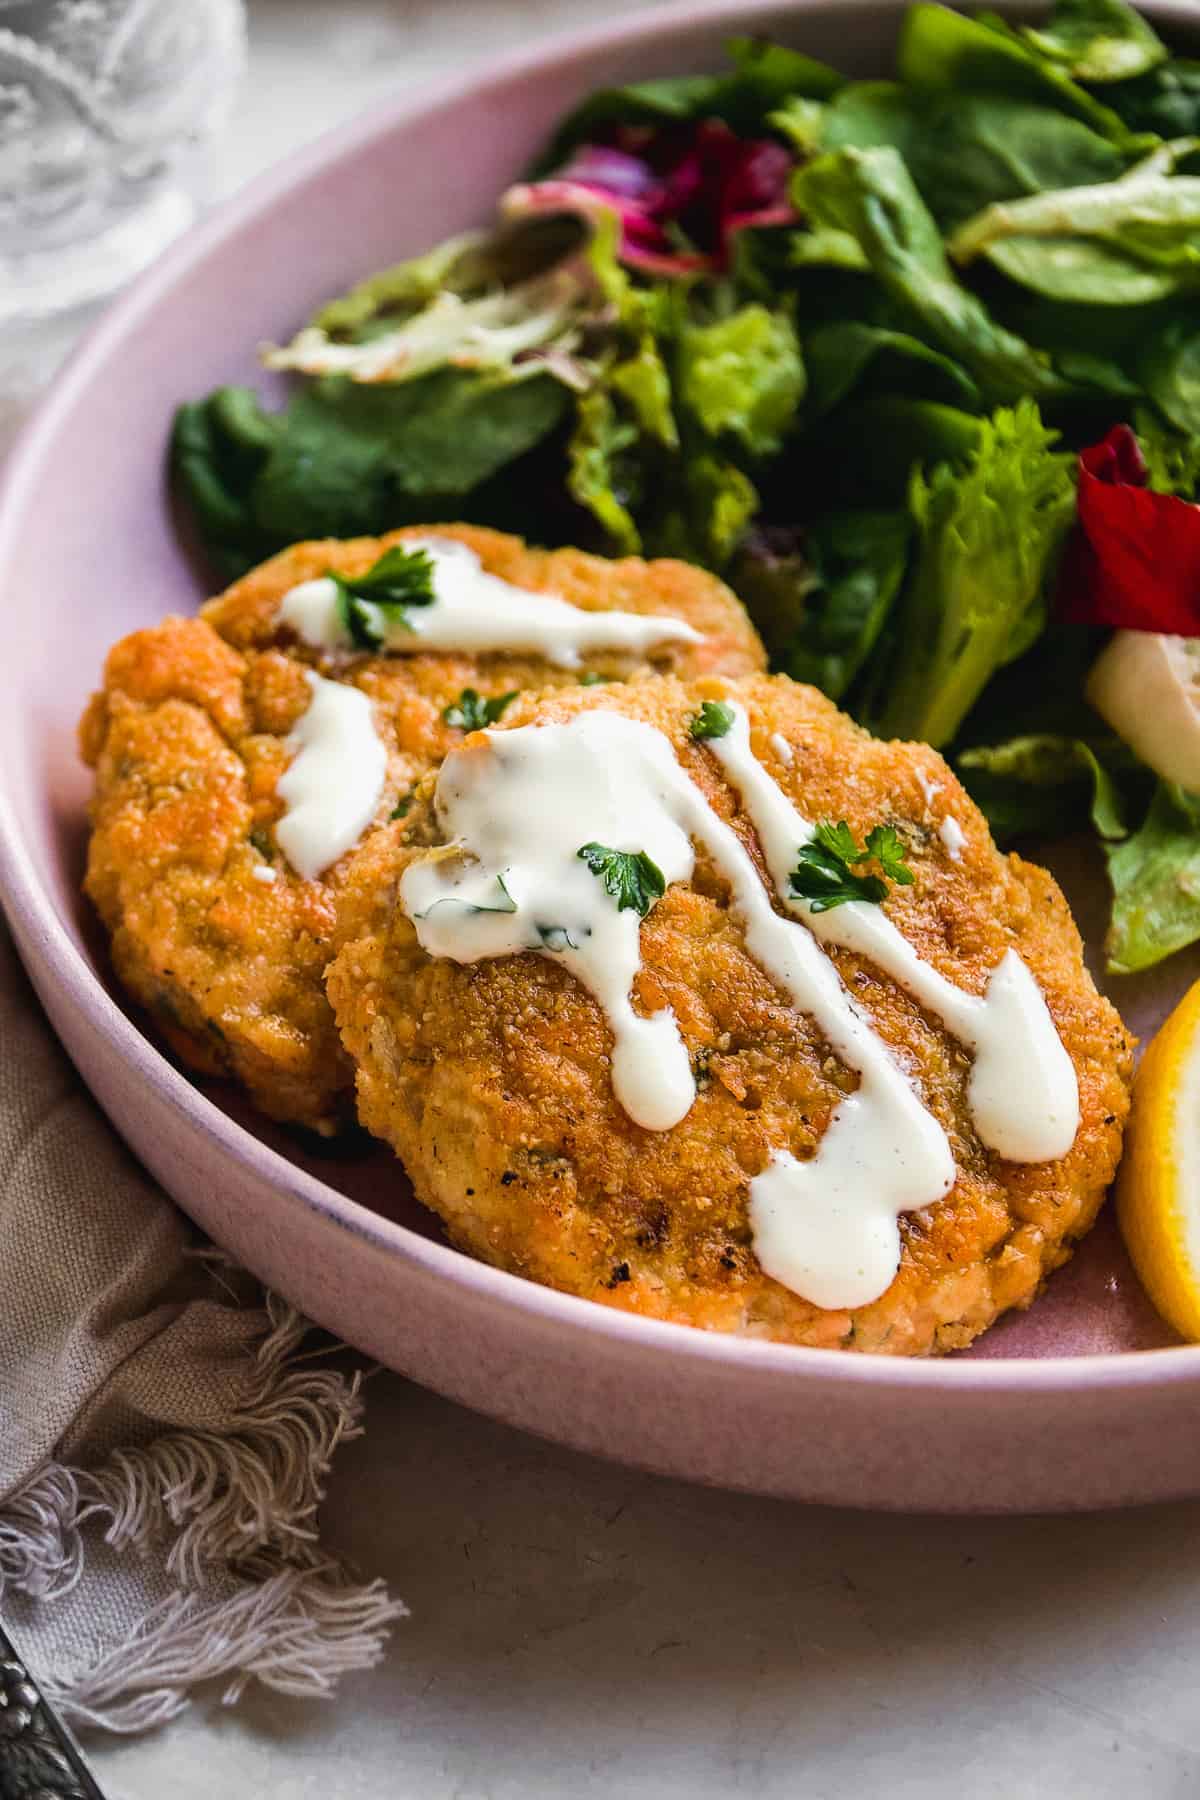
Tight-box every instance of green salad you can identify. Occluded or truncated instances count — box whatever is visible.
[174,0,1200,975]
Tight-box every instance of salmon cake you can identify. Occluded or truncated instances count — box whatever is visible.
[326,673,1133,1354]
[80,529,764,1133]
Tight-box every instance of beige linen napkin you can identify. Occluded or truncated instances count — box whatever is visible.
[0,920,403,1733]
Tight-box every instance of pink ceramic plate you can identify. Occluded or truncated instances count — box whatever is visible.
[4,0,1200,1514]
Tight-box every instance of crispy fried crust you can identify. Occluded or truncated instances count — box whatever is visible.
[82,529,763,1132]
[326,674,1134,1354]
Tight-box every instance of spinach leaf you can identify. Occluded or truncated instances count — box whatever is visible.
[793,147,1068,405]
[948,154,1200,276]
[533,34,843,170]
[957,733,1128,842]
[803,320,980,417]
[251,372,569,540]
[1019,0,1167,85]
[676,302,806,456]
[820,81,923,158]
[732,511,911,701]
[869,399,1076,748]
[903,95,1129,232]
[896,2,1137,144]
[1106,781,1200,973]
[983,234,1184,305]
[1106,60,1200,138]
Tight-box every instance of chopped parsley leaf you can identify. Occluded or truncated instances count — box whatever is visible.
[690,699,736,741]
[389,790,416,821]
[579,671,608,686]
[332,544,436,649]
[443,687,519,730]
[789,819,914,913]
[577,843,666,918]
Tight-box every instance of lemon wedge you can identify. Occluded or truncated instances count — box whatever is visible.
[1086,631,1200,791]
[1117,978,1200,1341]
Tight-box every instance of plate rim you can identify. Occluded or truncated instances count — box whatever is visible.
[3,0,1199,1397]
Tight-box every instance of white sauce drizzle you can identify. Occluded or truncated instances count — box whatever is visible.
[279,536,703,669]
[769,732,794,767]
[275,671,387,880]
[707,708,1079,1166]
[251,864,278,885]
[915,769,942,811]
[939,815,967,862]
[399,705,1080,1310]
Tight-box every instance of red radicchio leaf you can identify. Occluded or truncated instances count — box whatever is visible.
[509,120,796,277]
[1058,425,1200,635]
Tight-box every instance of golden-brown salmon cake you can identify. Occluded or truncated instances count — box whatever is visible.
[81,529,764,1133]
[326,673,1133,1354]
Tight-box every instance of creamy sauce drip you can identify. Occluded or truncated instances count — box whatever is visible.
[939,815,967,862]
[275,672,387,880]
[707,708,1079,1165]
[399,704,1080,1310]
[279,536,703,668]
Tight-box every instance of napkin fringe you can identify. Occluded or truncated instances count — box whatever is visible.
[0,1294,405,1732]
[44,1565,406,1733]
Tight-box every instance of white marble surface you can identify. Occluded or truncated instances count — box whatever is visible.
[13,2,1200,1795]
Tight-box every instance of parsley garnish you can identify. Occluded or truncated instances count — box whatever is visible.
[690,700,735,741]
[579,672,608,687]
[577,843,666,917]
[789,820,914,913]
[332,544,436,649]
[389,789,416,821]
[443,688,519,730]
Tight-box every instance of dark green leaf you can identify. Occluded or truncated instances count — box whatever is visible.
[690,700,737,740]
[442,688,520,730]
[901,95,1129,233]
[532,33,843,168]
[896,2,1139,144]
[793,147,1068,406]
[1106,60,1200,138]
[803,320,980,418]
[577,843,667,917]
[733,511,911,701]
[864,823,917,884]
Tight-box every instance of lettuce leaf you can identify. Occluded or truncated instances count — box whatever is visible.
[676,303,805,456]
[1107,781,1200,973]
[957,733,1128,841]
[868,399,1076,747]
